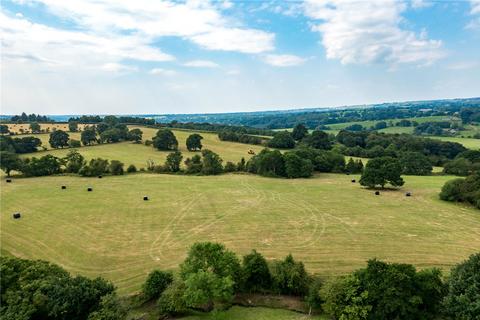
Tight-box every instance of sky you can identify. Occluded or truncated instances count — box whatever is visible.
[1,0,480,115]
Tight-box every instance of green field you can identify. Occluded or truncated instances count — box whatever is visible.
[2,173,479,295]
[20,127,264,168]
[183,306,327,320]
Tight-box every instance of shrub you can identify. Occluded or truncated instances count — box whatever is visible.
[158,279,188,316]
[284,152,313,178]
[79,158,109,177]
[126,164,137,173]
[109,160,124,175]
[224,161,237,172]
[68,139,82,148]
[143,270,174,301]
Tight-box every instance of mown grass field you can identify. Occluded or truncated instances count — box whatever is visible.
[183,306,328,320]
[19,126,264,168]
[2,173,479,295]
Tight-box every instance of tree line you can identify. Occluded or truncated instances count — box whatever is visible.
[3,243,478,319]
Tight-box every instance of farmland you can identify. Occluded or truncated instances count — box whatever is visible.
[2,172,479,295]
[17,126,265,168]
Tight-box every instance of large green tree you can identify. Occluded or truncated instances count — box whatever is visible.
[284,152,313,178]
[186,133,203,151]
[303,130,332,150]
[359,157,404,188]
[153,129,178,151]
[242,250,272,293]
[201,149,223,175]
[49,130,70,148]
[180,242,241,311]
[267,131,295,149]
[399,152,432,175]
[81,127,97,146]
[443,253,480,319]
[68,121,79,132]
[64,150,85,173]
[0,151,21,176]
[292,123,308,141]
[127,128,143,143]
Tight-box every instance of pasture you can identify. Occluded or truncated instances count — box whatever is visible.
[19,127,264,168]
[2,173,479,294]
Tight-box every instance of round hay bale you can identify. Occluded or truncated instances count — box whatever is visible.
[6,179,12,183]
[375,191,380,195]
[351,179,356,183]
[13,213,21,219]
[143,196,149,201]
[406,192,411,197]
[87,187,93,192]
[61,185,66,190]
[98,175,102,179]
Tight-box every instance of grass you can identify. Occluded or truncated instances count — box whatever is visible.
[19,126,265,168]
[5,123,90,134]
[182,306,328,320]
[2,173,479,295]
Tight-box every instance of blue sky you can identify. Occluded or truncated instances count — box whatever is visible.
[1,0,479,115]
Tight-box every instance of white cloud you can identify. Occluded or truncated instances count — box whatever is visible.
[304,0,444,66]
[447,61,479,70]
[101,63,138,73]
[467,0,480,30]
[149,68,177,76]
[183,60,220,68]
[2,0,275,68]
[0,11,173,70]
[262,54,307,67]
[410,0,432,9]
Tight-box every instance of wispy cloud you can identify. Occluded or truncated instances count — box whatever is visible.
[183,60,220,68]
[149,68,177,76]
[262,54,307,67]
[466,0,480,30]
[304,0,444,66]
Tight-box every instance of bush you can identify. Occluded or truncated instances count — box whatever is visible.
[126,164,137,173]
[201,149,223,175]
[271,254,309,296]
[439,173,480,208]
[443,253,480,319]
[69,139,82,148]
[143,270,174,301]
[158,279,188,316]
[224,161,237,172]
[109,160,124,175]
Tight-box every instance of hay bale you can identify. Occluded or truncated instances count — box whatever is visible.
[98,175,102,179]
[61,186,66,189]
[6,179,12,183]
[13,213,21,219]
[143,196,149,201]
[351,179,356,183]
[87,187,93,192]
[406,192,411,197]
[375,191,380,195]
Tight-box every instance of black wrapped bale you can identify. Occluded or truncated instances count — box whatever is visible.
[143,196,149,201]
[406,192,411,197]
[6,179,12,183]
[375,191,380,195]
[87,187,93,192]
[13,213,21,219]
[351,179,356,183]
[98,175,102,179]
[61,186,66,190]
